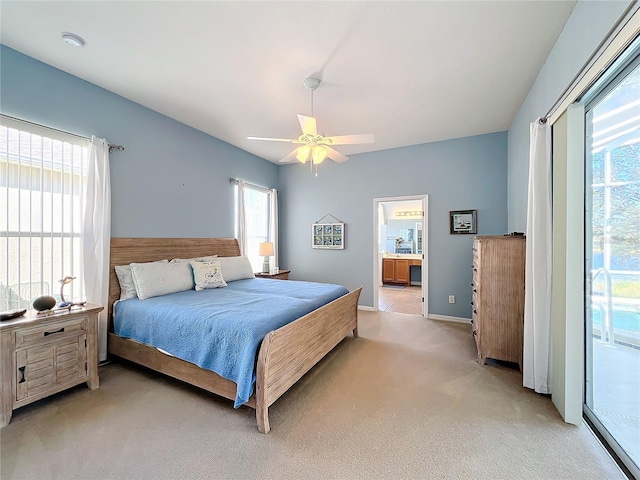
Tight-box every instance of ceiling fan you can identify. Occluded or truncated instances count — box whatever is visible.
[248,78,374,174]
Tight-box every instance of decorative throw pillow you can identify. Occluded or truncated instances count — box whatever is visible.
[216,256,255,282]
[130,261,195,300]
[115,259,168,300]
[170,255,218,263]
[190,260,227,291]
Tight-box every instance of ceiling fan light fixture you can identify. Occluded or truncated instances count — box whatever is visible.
[248,76,374,173]
[311,145,327,164]
[296,145,311,163]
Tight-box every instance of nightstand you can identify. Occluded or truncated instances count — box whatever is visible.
[255,269,291,280]
[0,304,103,427]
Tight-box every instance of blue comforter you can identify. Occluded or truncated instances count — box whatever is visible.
[113,278,349,407]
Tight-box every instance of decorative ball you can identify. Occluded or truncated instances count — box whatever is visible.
[33,295,57,311]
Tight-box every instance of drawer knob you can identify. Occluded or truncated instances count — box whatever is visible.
[18,366,26,383]
[44,327,65,337]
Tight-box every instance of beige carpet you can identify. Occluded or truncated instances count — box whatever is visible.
[0,310,625,480]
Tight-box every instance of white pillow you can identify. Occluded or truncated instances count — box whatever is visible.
[130,261,195,300]
[170,255,218,263]
[115,260,168,300]
[216,256,255,282]
[190,260,227,291]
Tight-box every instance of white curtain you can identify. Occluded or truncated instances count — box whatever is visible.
[236,179,247,255]
[523,119,553,394]
[82,136,111,362]
[269,188,279,268]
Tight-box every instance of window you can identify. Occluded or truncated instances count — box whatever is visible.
[243,185,271,272]
[1,117,89,310]
[234,180,277,273]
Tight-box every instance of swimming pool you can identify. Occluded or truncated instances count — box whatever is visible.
[592,308,640,333]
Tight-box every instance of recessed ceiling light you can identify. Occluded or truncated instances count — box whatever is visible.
[61,32,85,47]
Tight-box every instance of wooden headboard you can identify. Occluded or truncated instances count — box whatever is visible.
[108,237,240,322]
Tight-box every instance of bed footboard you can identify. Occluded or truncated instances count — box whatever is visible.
[255,286,362,433]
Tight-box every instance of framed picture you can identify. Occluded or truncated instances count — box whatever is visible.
[449,210,477,234]
[312,222,345,249]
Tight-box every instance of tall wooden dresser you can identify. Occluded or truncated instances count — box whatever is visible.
[471,235,526,370]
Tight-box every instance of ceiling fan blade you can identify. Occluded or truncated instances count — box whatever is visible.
[247,136,297,143]
[323,133,375,145]
[297,114,317,136]
[279,149,299,163]
[325,146,349,163]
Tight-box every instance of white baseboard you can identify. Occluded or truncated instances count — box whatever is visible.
[357,307,471,321]
[428,314,471,324]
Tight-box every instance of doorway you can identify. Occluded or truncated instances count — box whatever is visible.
[373,195,428,316]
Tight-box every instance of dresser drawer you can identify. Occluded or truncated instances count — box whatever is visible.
[15,316,87,349]
[471,289,479,308]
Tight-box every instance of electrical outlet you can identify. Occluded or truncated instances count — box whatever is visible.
[449,295,455,304]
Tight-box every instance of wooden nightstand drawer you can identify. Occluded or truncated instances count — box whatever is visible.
[15,316,87,349]
[255,270,291,280]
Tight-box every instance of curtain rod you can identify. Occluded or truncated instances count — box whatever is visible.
[541,1,639,122]
[1,114,124,152]
[229,177,272,192]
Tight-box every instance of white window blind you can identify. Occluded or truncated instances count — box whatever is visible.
[1,117,89,310]
[244,185,271,272]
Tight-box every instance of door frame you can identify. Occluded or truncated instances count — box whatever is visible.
[373,194,428,317]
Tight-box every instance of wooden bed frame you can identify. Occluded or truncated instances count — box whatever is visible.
[107,237,361,433]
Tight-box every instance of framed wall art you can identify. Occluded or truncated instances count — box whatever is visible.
[449,209,477,235]
[312,214,345,249]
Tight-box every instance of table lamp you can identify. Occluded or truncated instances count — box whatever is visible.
[259,242,274,273]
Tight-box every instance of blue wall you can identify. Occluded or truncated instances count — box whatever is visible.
[2,45,508,315]
[507,0,632,231]
[0,45,278,238]
[279,132,508,315]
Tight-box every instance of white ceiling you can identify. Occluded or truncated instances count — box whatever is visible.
[0,1,576,164]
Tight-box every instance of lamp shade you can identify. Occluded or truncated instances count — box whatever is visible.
[296,145,310,163]
[259,242,274,256]
[311,145,327,164]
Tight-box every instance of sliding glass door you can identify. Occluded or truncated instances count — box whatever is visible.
[584,51,640,477]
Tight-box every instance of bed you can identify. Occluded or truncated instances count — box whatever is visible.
[107,237,362,433]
